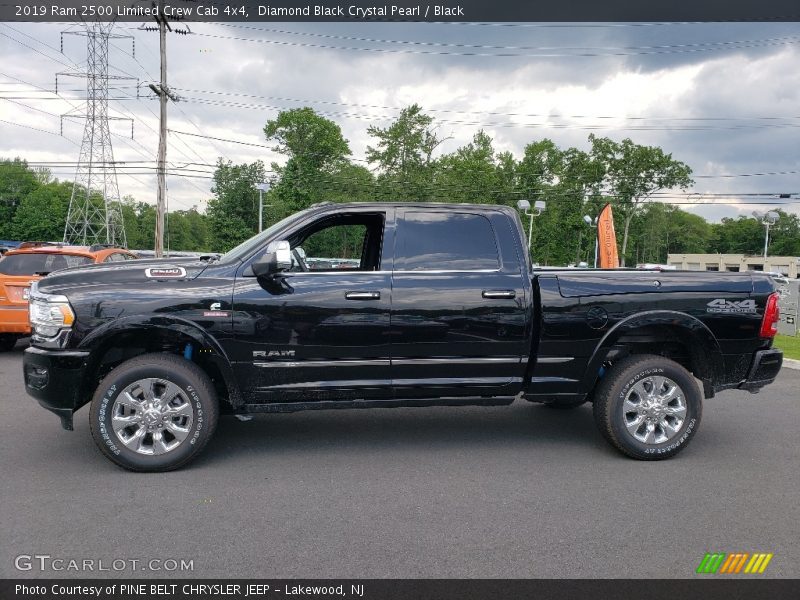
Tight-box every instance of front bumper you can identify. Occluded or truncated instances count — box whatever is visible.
[0,305,32,334]
[738,348,783,393]
[23,346,90,430]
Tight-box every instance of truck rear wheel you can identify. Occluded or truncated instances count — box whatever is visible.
[592,354,702,460]
[89,353,219,472]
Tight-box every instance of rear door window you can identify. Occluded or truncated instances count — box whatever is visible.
[395,211,499,271]
[0,253,93,275]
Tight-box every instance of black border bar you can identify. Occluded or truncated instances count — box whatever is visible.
[2,0,800,23]
[2,579,800,600]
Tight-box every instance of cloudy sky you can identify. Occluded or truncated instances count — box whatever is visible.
[1,20,799,221]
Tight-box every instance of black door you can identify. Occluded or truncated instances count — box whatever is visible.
[390,208,529,398]
[228,210,393,403]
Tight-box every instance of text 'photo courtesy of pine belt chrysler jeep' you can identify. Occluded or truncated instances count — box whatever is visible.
[22,202,783,471]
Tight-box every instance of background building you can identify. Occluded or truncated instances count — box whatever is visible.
[667,254,799,278]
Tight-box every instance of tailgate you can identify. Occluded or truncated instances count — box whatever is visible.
[0,276,37,306]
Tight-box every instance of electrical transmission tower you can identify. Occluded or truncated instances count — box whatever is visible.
[59,23,134,247]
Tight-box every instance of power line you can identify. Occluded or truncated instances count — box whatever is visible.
[212,23,800,55]
[181,28,800,58]
[175,95,800,132]
[108,37,234,164]
[169,86,800,123]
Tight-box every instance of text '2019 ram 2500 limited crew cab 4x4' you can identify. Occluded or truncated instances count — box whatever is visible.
[23,203,783,471]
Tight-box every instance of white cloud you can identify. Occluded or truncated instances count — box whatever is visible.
[1,21,799,221]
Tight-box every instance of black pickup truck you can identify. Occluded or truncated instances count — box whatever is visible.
[23,202,783,471]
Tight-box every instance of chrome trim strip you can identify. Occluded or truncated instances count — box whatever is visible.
[254,359,390,368]
[284,271,391,276]
[254,357,521,368]
[260,379,390,390]
[281,268,503,276]
[393,269,501,275]
[537,357,575,364]
[394,377,521,386]
[393,357,521,365]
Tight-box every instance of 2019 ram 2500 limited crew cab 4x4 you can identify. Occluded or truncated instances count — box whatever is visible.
[23,202,783,471]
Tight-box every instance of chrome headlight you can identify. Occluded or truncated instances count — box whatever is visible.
[28,283,75,339]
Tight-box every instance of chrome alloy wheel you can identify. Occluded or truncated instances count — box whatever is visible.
[622,375,687,445]
[110,378,194,455]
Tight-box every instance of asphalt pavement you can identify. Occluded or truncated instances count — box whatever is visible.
[1,340,798,579]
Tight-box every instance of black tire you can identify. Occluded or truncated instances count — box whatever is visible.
[89,353,219,472]
[542,398,587,410]
[0,335,18,352]
[592,354,702,460]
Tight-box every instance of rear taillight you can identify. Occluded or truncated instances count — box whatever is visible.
[760,292,780,338]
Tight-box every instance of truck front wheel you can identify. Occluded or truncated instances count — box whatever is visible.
[592,354,702,460]
[89,353,219,472]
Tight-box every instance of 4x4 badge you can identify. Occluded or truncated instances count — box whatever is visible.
[706,299,757,314]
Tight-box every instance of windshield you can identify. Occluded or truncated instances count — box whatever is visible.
[0,253,93,275]
[218,209,312,264]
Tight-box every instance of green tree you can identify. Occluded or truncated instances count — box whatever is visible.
[765,209,800,256]
[206,159,266,252]
[515,140,564,264]
[709,216,764,255]
[551,148,606,265]
[667,207,712,255]
[0,158,39,238]
[433,130,507,204]
[366,104,443,202]
[10,181,73,241]
[167,208,211,252]
[264,108,352,212]
[589,135,694,266]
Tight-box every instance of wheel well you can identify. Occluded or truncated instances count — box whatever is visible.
[81,329,235,413]
[598,325,713,395]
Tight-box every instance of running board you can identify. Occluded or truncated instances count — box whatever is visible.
[242,396,516,414]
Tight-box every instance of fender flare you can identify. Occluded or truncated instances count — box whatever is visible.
[581,310,725,396]
[76,315,243,407]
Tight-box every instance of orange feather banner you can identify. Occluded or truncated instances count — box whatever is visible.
[597,203,620,269]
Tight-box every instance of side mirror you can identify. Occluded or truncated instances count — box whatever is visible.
[252,240,292,278]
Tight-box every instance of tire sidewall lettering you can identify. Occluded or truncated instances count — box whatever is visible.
[97,384,121,455]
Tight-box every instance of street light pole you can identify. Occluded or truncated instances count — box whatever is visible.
[754,210,779,260]
[583,214,599,268]
[516,199,546,261]
[527,211,534,252]
[255,182,270,233]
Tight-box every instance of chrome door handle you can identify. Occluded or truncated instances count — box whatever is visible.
[482,290,516,299]
[345,291,381,300]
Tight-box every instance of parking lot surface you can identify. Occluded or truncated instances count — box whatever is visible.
[1,341,798,579]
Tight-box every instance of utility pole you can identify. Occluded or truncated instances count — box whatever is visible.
[154,11,167,258]
[142,1,188,257]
